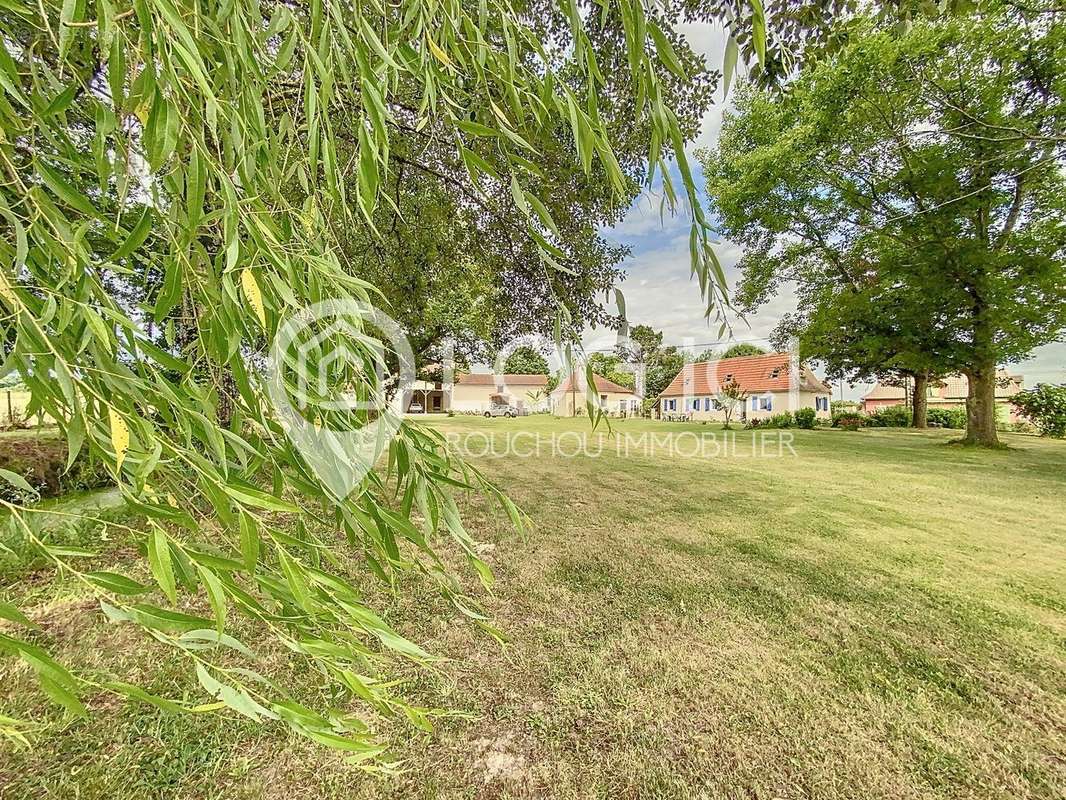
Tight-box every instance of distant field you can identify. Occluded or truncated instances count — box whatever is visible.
[1,418,1064,799]
[0,389,52,427]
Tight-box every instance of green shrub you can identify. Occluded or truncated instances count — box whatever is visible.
[831,400,860,415]
[1010,384,1066,438]
[0,435,112,503]
[794,407,816,429]
[833,411,865,430]
[746,412,793,430]
[866,404,911,428]
[926,407,967,429]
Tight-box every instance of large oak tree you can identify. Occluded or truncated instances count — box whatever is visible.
[701,3,1066,445]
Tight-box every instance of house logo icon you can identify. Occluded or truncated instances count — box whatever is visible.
[288,315,385,412]
[264,300,415,500]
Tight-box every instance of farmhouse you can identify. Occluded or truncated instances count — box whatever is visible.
[448,372,550,413]
[551,371,642,417]
[658,352,832,421]
[862,372,1024,420]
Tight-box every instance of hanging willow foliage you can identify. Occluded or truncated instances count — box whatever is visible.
[0,0,736,758]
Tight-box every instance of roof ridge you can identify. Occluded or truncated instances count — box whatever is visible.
[658,354,829,397]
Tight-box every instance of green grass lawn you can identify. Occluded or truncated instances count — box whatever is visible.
[1,418,1064,798]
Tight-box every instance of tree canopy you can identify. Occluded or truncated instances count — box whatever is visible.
[586,351,637,390]
[619,322,684,399]
[701,2,1066,445]
[502,346,550,375]
[720,342,766,359]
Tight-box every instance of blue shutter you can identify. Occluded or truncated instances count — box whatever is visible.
[766,396,772,411]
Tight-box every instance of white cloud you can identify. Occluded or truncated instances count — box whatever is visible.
[676,21,741,155]
[607,191,690,238]
[588,233,798,352]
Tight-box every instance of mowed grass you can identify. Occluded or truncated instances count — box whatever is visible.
[1,417,1064,799]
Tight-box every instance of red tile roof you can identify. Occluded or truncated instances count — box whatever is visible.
[553,371,639,396]
[455,372,548,387]
[863,371,1023,402]
[659,353,831,397]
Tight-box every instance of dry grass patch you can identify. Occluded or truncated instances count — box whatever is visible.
[1,418,1064,799]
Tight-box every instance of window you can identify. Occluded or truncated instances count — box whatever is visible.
[769,368,780,379]
[704,397,712,411]
[754,396,772,411]
[751,396,759,411]
[724,373,733,383]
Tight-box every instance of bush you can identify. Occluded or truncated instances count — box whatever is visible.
[865,404,911,428]
[794,407,816,429]
[0,435,112,503]
[926,407,967,429]
[833,411,865,430]
[746,412,793,430]
[1011,384,1066,438]
[767,412,794,428]
[831,400,860,415]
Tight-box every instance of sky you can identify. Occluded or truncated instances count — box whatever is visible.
[588,22,1066,401]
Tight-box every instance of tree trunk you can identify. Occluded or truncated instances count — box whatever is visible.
[911,372,928,429]
[963,362,1000,446]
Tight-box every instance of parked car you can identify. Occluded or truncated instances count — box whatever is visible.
[408,402,424,413]
[484,402,518,418]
